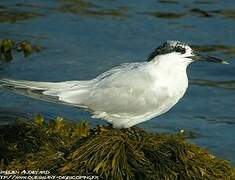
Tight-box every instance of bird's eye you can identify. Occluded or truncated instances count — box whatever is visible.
[175,47,186,54]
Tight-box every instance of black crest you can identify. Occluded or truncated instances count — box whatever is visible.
[147,40,188,62]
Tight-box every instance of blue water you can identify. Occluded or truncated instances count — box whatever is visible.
[0,0,235,164]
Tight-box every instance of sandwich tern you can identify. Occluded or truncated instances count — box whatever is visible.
[0,40,228,128]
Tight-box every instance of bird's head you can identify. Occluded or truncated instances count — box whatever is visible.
[147,40,228,65]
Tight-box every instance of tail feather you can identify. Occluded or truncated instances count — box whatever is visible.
[0,78,93,110]
[0,78,60,103]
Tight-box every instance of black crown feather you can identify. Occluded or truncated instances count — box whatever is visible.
[147,40,189,62]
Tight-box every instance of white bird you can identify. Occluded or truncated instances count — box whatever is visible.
[0,40,228,128]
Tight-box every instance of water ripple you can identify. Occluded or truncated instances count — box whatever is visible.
[190,79,235,90]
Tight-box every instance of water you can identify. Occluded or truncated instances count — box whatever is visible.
[0,0,235,164]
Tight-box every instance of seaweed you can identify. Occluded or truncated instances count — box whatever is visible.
[0,39,14,62]
[0,39,42,62]
[0,116,234,179]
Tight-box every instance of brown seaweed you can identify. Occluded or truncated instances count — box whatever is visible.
[0,116,234,179]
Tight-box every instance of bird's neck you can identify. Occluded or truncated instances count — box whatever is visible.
[151,56,189,76]
[149,56,189,98]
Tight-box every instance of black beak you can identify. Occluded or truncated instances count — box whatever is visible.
[187,54,229,64]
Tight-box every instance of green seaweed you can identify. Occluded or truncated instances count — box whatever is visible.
[16,41,42,57]
[0,116,234,179]
[0,39,42,62]
[0,39,14,62]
